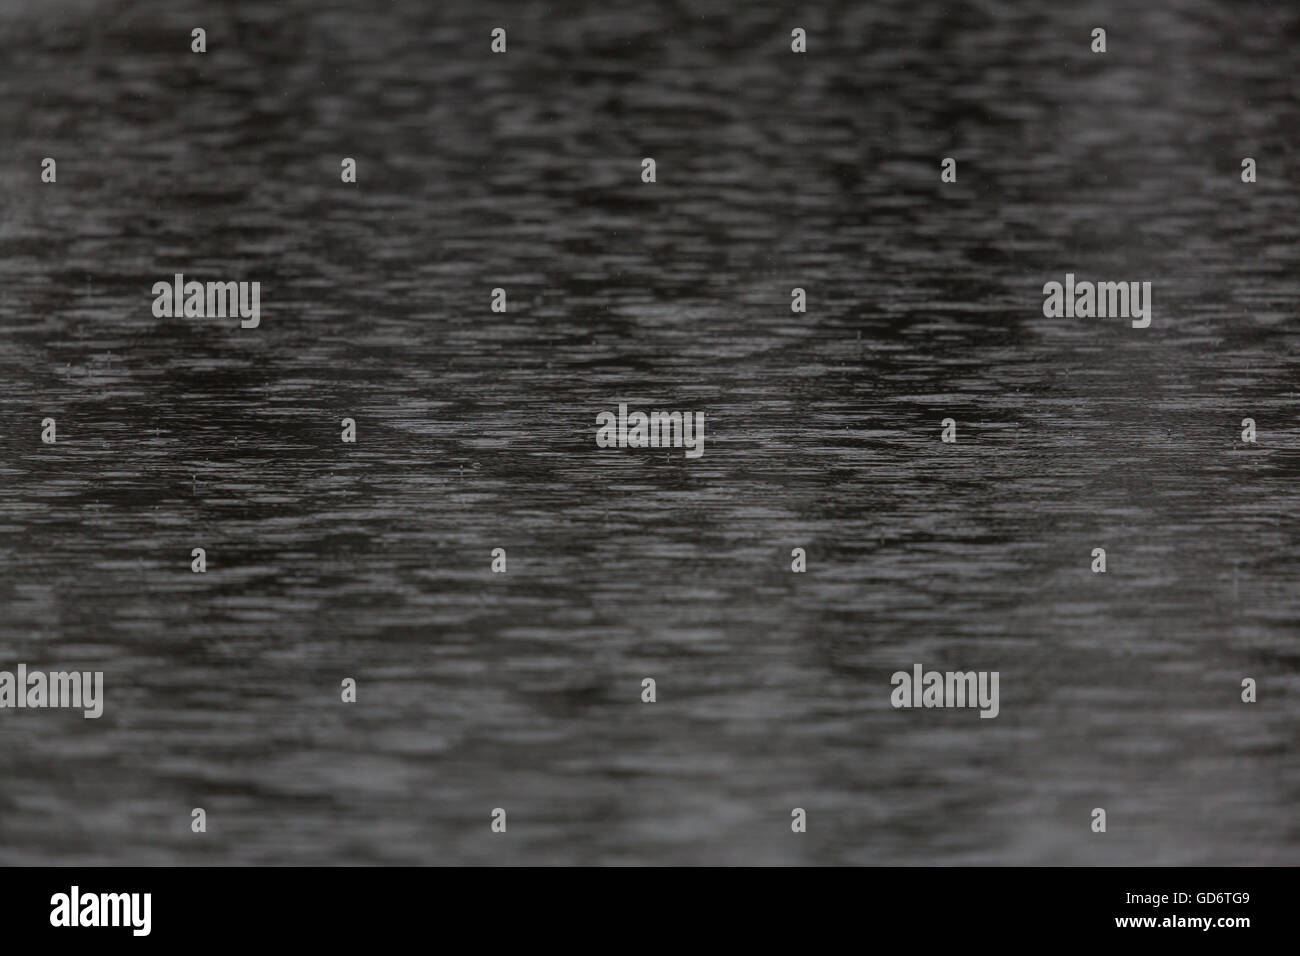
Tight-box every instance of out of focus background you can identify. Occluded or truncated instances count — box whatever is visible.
[0,0,1297,864]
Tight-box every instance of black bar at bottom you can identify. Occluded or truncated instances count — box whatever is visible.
[0,866,1284,943]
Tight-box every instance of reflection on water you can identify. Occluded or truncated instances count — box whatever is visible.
[0,0,1297,864]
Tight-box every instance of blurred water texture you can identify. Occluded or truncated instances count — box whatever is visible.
[0,0,1297,864]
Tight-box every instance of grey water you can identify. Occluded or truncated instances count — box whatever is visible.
[0,0,1297,865]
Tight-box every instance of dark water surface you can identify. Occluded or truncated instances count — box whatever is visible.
[1,0,1298,864]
